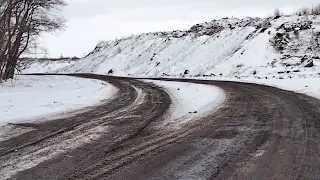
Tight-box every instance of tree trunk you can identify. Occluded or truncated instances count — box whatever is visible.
[3,60,15,80]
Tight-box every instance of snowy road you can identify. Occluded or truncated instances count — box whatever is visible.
[0,74,320,180]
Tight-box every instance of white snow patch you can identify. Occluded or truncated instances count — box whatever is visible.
[253,78,320,99]
[146,80,225,128]
[0,75,118,125]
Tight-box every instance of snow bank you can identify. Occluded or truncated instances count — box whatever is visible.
[253,78,320,99]
[146,80,225,129]
[0,75,117,125]
[197,76,320,100]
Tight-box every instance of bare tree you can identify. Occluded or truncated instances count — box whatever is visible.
[0,0,66,81]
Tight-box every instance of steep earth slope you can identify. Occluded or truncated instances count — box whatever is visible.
[63,15,320,78]
[22,15,320,79]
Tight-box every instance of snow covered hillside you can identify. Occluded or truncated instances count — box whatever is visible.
[22,15,320,79]
[0,75,117,125]
[19,58,77,74]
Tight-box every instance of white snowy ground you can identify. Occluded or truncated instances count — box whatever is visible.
[146,80,226,129]
[253,78,320,99]
[0,75,117,125]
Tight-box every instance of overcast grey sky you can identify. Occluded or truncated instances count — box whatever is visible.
[38,0,319,57]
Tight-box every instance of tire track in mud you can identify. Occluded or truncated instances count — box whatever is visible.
[1,75,320,180]
[0,74,171,179]
[89,78,320,180]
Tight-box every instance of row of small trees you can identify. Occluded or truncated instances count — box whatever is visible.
[0,0,66,82]
[274,4,320,17]
[295,4,320,16]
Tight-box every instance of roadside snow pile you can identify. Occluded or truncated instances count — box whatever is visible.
[32,15,319,80]
[201,76,320,100]
[254,78,320,99]
[0,75,117,125]
[146,80,225,129]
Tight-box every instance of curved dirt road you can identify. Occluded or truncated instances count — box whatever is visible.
[0,74,319,180]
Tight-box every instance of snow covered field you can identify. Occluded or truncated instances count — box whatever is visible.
[0,75,117,125]
[147,80,225,129]
[19,59,76,74]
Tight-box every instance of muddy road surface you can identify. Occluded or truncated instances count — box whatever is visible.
[0,74,319,180]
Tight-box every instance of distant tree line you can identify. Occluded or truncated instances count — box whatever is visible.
[0,0,66,82]
[274,4,320,17]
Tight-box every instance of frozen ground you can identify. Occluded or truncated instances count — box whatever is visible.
[146,80,225,129]
[0,75,117,125]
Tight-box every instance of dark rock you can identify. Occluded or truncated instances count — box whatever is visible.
[304,60,314,68]
[301,55,308,63]
[184,70,189,75]
[273,15,281,20]
[260,28,268,33]
[108,69,114,74]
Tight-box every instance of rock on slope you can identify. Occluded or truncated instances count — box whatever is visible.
[28,15,320,79]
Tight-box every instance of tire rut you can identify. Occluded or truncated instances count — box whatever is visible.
[1,75,320,180]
